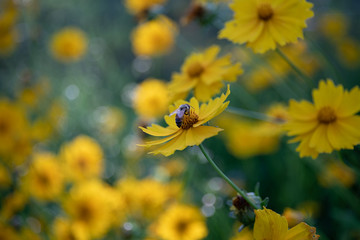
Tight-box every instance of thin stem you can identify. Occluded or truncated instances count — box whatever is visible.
[226,106,283,124]
[276,48,313,84]
[199,144,259,209]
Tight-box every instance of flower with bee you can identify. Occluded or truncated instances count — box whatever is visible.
[138,85,230,156]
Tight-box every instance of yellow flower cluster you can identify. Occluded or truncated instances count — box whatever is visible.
[0,0,18,56]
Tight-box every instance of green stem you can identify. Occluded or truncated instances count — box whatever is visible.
[199,144,259,209]
[276,48,313,84]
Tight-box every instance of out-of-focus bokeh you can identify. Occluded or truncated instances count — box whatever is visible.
[0,0,360,239]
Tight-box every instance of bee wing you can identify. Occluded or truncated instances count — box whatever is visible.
[169,109,179,116]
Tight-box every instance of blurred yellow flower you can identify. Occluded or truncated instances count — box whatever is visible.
[231,227,253,240]
[218,0,314,53]
[0,99,28,156]
[169,45,243,101]
[337,37,360,69]
[60,135,103,182]
[0,223,19,240]
[53,218,89,240]
[217,115,282,158]
[124,0,167,15]
[152,204,208,240]
[159,157,186,177]
[117,178,179,221]
[0,29,17,56]
[0,164,11,188]
[63,180,114,238]
[96,106,125,135]
[244,66,275,92]
[131,15,177,57]
[318,160,356,188]
[282,208,306,228]
[319,12,348,40]
[266,103,289,123]
[50,27,88,63]
[23,152,64,201]
[133,78,170,120]
[284,79,360,159]
[0,191,27,220]
[254,208,319,240]
[139,86,230,156]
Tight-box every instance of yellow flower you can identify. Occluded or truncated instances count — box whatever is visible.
[318,160,356,188]
[23,152,64,201]
[131,15,177,57]
[254,208,319,240]
[63,180,114,238]
[133,78,170,120]
[0,191,27,220]
[124,0,167,15]
[50,27,88,63]
[60,135,103,182]
[337,37,360,69]
[218,0,314,53]
[117,178,179,221]
[244,66,275,92]
[319,12,348,40]
[53,218,89,240]
[152,204,208,240]
[139,85,230,156]
[217,115,282,158]
[0,99,27,155]
[284,79,360,159]
[169,45,243,101]
[0,164,11,188]
[95,106,125,135]
[282,208,306,228]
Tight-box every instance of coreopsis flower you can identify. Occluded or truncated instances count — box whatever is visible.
[254,208,319,240]
[282,208,306,228]
[318,160,356,188]
[284,79,360,159]
[22,153,64,201]
[124,0,167,16]
[218,0,314,53]
[319,12,348,40]
[50,27,88,63]
[60,135,103,182]
[53,218,88,240]
[337,37,360,69]
[169,45,242,101]
[133,78,170,120]
[131,15,177,57]
[151,204,208,240]
[139,85,230,156]
[63,180,115,238]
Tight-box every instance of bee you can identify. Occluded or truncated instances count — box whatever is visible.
[169,104,191,128]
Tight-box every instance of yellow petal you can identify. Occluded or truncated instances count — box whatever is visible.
[336,85,360,118]
[194,81,224,102]
[288,99,317,121]
[254,208,288,240]
[312,79,344,110]
[185,126,223,146]
[337,116,360,138]
[309,124,333,153]
[283,120,318,136]
[327,122,358,150]
[286,222,319,240]
[138,130,182,147]
[139,124,178,137]
[149,130,187,156]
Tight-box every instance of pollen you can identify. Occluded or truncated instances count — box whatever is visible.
[181,110,199,129]
[317,106,337,124]
[257,3,274,21]
[187,62,204,78]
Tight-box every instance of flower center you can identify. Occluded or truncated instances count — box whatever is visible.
[258,3,274,21]
[180,109,199,129]
[176,220,188,234]
[187,62,204,78]
[317,106,337,124]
